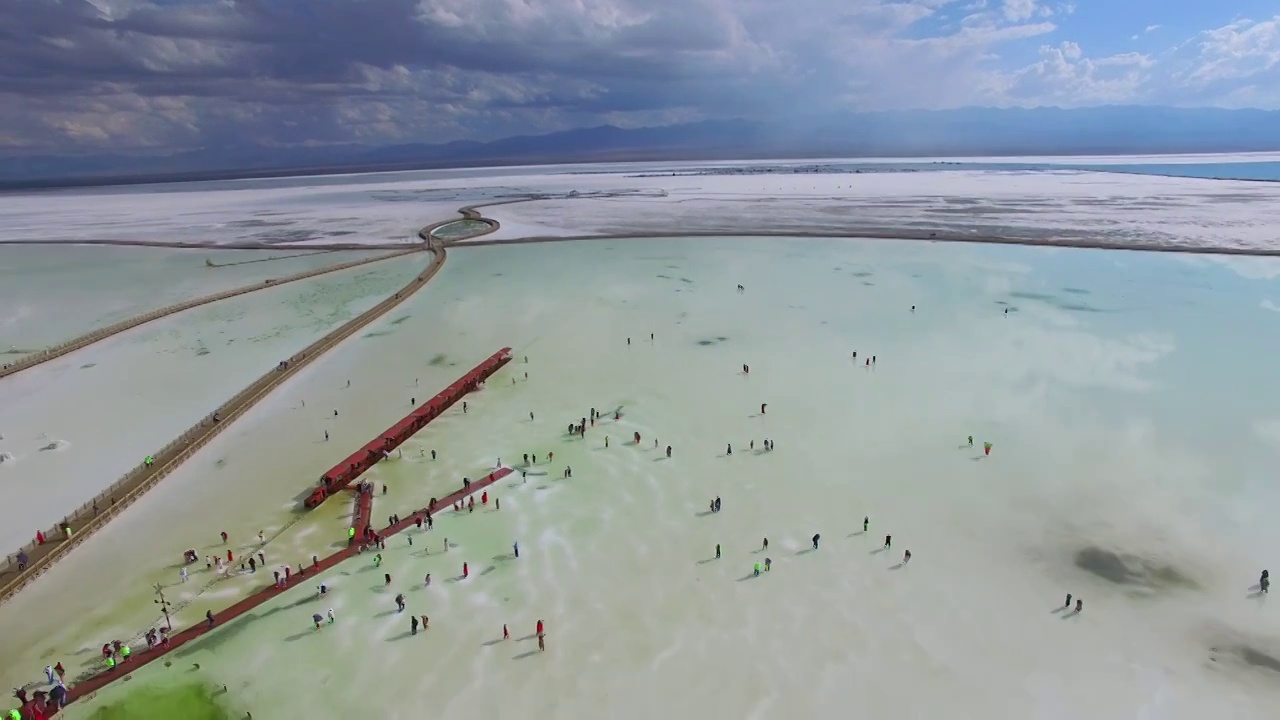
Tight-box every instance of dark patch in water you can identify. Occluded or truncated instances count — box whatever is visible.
[1074,546,1199,591]
[994,300,1008,305]
[679,278,694,284]
[1209,644,1280,674]
[862,282,875,286]
[656,274,672,280]
[390,315,412,325]
[1059,303,1103,313]
[1010,291,1057,302]
[1239,646,1280,673]
[194,348,211,357]
[226,219,294,228]
[852,271,874,278]
[80,363,96,369]
[696,337,729,347]
[1062,287,1090,295]
[428,353,448,366]
[364,330,393,338]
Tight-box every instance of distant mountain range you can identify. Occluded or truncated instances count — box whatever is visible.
[5,106,1280,189]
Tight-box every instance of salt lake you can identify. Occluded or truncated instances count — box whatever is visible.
[3,233,1279,719]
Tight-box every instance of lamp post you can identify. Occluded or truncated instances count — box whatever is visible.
[153,583,173,632]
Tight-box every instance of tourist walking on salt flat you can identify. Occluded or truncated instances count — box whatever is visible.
[864,516,869,532]
[884,535,892,550]
[180,567,187,582]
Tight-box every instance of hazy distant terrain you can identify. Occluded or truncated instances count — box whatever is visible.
[5,107,1280,188]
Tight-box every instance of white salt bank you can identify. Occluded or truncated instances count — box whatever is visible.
[0,255,426,552]
[22,236,1279,720]
[0,245,384,354]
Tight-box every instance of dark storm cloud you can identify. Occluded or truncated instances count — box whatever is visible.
[0,0,810,151]
[0,0,749,100]
[3,0,1269,153]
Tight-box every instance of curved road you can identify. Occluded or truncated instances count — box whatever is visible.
[0,213,498,605]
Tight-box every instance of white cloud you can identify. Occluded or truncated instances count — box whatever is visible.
[1254,419,1280,453]
[997,15,1280,107]
[1262,300,1280,313]
[1002,0,1038,22]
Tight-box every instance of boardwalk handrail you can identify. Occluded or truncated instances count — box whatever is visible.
[63,466,514,706]
[0,246,445,603]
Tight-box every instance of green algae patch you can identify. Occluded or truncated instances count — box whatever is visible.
[82,681,234,720]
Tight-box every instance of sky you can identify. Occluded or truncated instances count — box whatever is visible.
[1,0,1278,155]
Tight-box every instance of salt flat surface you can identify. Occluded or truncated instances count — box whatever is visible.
[0,181,505,247]
[0,246,382,355]
[470,169,1280,252]
[3,161,1280,256]
[0,255,426,552]
[11,237,1280,719]
[801,151,1280,165]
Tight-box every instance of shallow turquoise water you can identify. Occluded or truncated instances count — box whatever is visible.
[13,236,1278,720]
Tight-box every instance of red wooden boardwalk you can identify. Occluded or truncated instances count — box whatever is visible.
[53,349,516,711]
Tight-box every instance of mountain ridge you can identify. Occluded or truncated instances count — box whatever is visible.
[4,107,1280,189]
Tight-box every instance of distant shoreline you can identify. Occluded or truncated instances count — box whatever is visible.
[3,151,1279,194]
[454,229,1280,258]
[7,227,1278,259]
